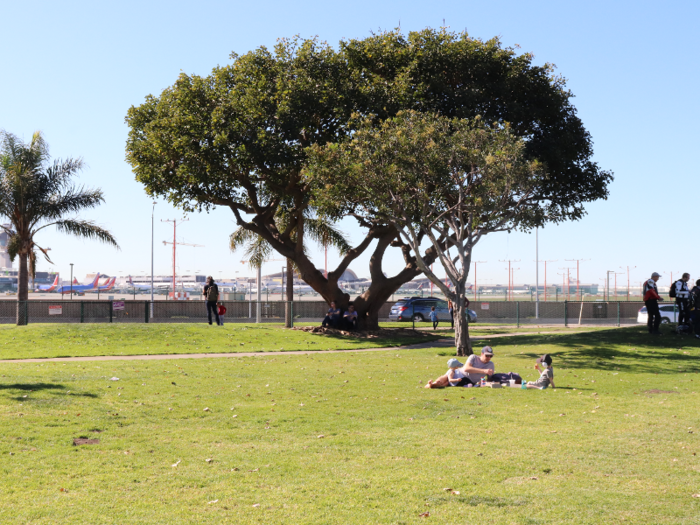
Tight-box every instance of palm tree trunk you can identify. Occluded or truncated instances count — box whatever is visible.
[16,252,29,325]
[284,259,293,328]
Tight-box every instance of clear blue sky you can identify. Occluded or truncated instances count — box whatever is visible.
[2,0,698,289]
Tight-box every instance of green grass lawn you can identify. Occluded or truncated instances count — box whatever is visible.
[0,323,437,360]
[1,325,700,523]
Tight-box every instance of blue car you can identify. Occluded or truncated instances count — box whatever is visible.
[388,297,477,323]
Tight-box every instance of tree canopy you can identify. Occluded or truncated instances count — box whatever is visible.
[125,28,611,328]
[307,111,555,353]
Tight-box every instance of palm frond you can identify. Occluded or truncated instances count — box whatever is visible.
[44,158,85,192]
[53,219,120,248]
[229,227,259,252]
[40,187,105,221]
[35,243,54,265]
[304,218,351,254]
[5,233,20,262]
[229,227,271,269]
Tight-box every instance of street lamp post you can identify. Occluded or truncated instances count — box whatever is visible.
[69,263,74,300]
[536,228,539,319]
[151,202,156,318]
[281,266,286,301]
[256,264,262,323]
[606,270,614,301]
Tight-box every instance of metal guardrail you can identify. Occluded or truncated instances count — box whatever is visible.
[0,300,650,326]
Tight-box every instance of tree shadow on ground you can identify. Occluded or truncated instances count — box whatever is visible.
[473,327,700,375]
[0,382,66,391]
[0,382,98,400]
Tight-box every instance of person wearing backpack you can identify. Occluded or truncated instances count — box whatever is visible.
[670,273,691,327]
[643,272,663,335]
[203,276,221,326]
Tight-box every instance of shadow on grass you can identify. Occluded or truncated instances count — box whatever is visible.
[0,382,66,391]
[472,326,700,375]
[0,382,99,400]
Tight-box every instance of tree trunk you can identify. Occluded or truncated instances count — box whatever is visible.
[453,302,473,357]
[284,259,293,328]
[16,252,29,326]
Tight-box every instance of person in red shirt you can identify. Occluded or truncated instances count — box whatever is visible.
[643,272,663,335]
[217,302,227,326]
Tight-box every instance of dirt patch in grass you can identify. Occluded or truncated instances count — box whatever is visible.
[73,438,100,446]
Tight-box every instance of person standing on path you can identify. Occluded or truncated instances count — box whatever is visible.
[448,300,454,329]
[672,273,691,326]
[430,306,439,330]
[643,272,663,335]
[203,276,221,326]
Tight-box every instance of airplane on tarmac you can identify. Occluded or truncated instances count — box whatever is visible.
[127,275,153,291]
[35,275,60,292]
[89,277,116,292]
[56,274,101,295]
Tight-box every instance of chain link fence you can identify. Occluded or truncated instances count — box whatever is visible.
[469,301,646,326]
[1,299,650,326]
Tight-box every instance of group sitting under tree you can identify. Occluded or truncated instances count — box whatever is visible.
[322,302,358,331]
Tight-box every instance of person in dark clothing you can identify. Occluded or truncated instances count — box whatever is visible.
[448,300,454,329]
[673,273,692,326]
[643,272,663,335]
[322,301,342,328]
[343,304,358,331]
[203,276,221,326]
[690,279,700,339]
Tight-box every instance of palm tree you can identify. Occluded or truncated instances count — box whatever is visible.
[230,211,350,326]
[0,131,119,325]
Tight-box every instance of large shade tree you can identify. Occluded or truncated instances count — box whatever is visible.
[126,28,610,329]
[0,131,119,325]
[306,112,612,355]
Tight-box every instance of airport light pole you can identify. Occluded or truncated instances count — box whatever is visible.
[69,263,73,300]
[535,228,539,318]
[150,202,156,318]
[472,261,487,302]
[565,258,590,300]
[620,265,636,301]
[256,263,262,323]
[606,270,615,301]
[281,266,286,301]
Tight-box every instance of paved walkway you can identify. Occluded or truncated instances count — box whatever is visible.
[0,329,583,363]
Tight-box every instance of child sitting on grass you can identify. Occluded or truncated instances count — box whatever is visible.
[424,358,473,388]
[523,354,555,389]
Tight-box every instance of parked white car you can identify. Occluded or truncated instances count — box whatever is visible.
[637,304,677,324]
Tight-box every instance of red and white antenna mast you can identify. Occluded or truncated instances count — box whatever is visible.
[161,218,203,292]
